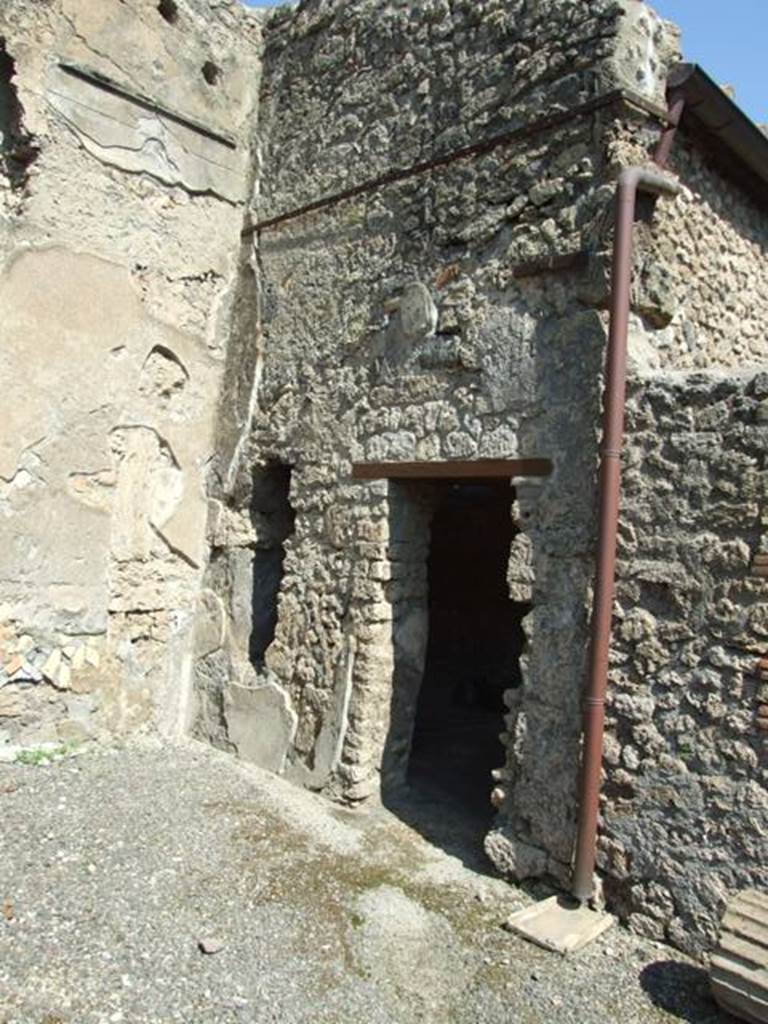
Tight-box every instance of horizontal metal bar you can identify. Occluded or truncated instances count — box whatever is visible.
[57,61,237,150]
[352,458,552,480]
[245,89,671,237]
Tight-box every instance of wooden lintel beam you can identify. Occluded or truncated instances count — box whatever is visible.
[351,459,552,480]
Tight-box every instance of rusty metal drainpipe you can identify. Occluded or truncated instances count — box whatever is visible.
[571,165,681,904]
[654,89,686,169]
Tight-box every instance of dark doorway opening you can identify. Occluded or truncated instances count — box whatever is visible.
[249,462,295,669]
[0,39,38,189]
[387,480,529,864]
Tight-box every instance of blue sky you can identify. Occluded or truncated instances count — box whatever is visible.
[653,1,765,123]
[243,1,765,125]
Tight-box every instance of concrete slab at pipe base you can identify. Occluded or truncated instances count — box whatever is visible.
[505,896,614,955]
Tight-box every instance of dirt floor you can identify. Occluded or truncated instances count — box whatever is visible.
[0,740,736,1024]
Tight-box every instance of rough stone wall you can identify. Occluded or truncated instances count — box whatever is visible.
[192,0,680,891]
[256,0,674,216]
[573,110,768,952]
[192,0,767,955]
[4,0,764,961]
[601,371,768,956]
[0,0,262,754]
[649,134,768,368]
[603,115,768,371]
[548,94,768,951]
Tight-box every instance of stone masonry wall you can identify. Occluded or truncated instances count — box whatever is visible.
[575,106,768,952]
[193,0,768,954]
[602,371,768,957]
[193,0,681,893]
[604,115,768,371]
[0,0,262,755]
[3,0,764,961]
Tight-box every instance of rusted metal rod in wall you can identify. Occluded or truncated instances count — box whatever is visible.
[571,165,681,904]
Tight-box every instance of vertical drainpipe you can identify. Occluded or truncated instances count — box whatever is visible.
[571,164,681,904]
[654,89,686,169]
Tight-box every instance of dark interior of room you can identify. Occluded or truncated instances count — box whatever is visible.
[249,463,295,668]
[407,481,529,830]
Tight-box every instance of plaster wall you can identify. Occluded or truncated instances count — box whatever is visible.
[0,0,262,753]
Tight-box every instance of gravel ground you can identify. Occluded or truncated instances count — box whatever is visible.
[0,740,736,1024]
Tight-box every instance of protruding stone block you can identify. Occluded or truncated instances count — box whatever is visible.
[224,679,297,775]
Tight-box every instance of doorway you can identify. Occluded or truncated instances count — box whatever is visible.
[249,462,295,669]
[406,481,528,830]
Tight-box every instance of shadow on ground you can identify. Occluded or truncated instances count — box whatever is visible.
[640,960,736,1023]
[381,773,499,877]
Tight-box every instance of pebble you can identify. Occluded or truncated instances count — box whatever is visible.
[198,937,225,955]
